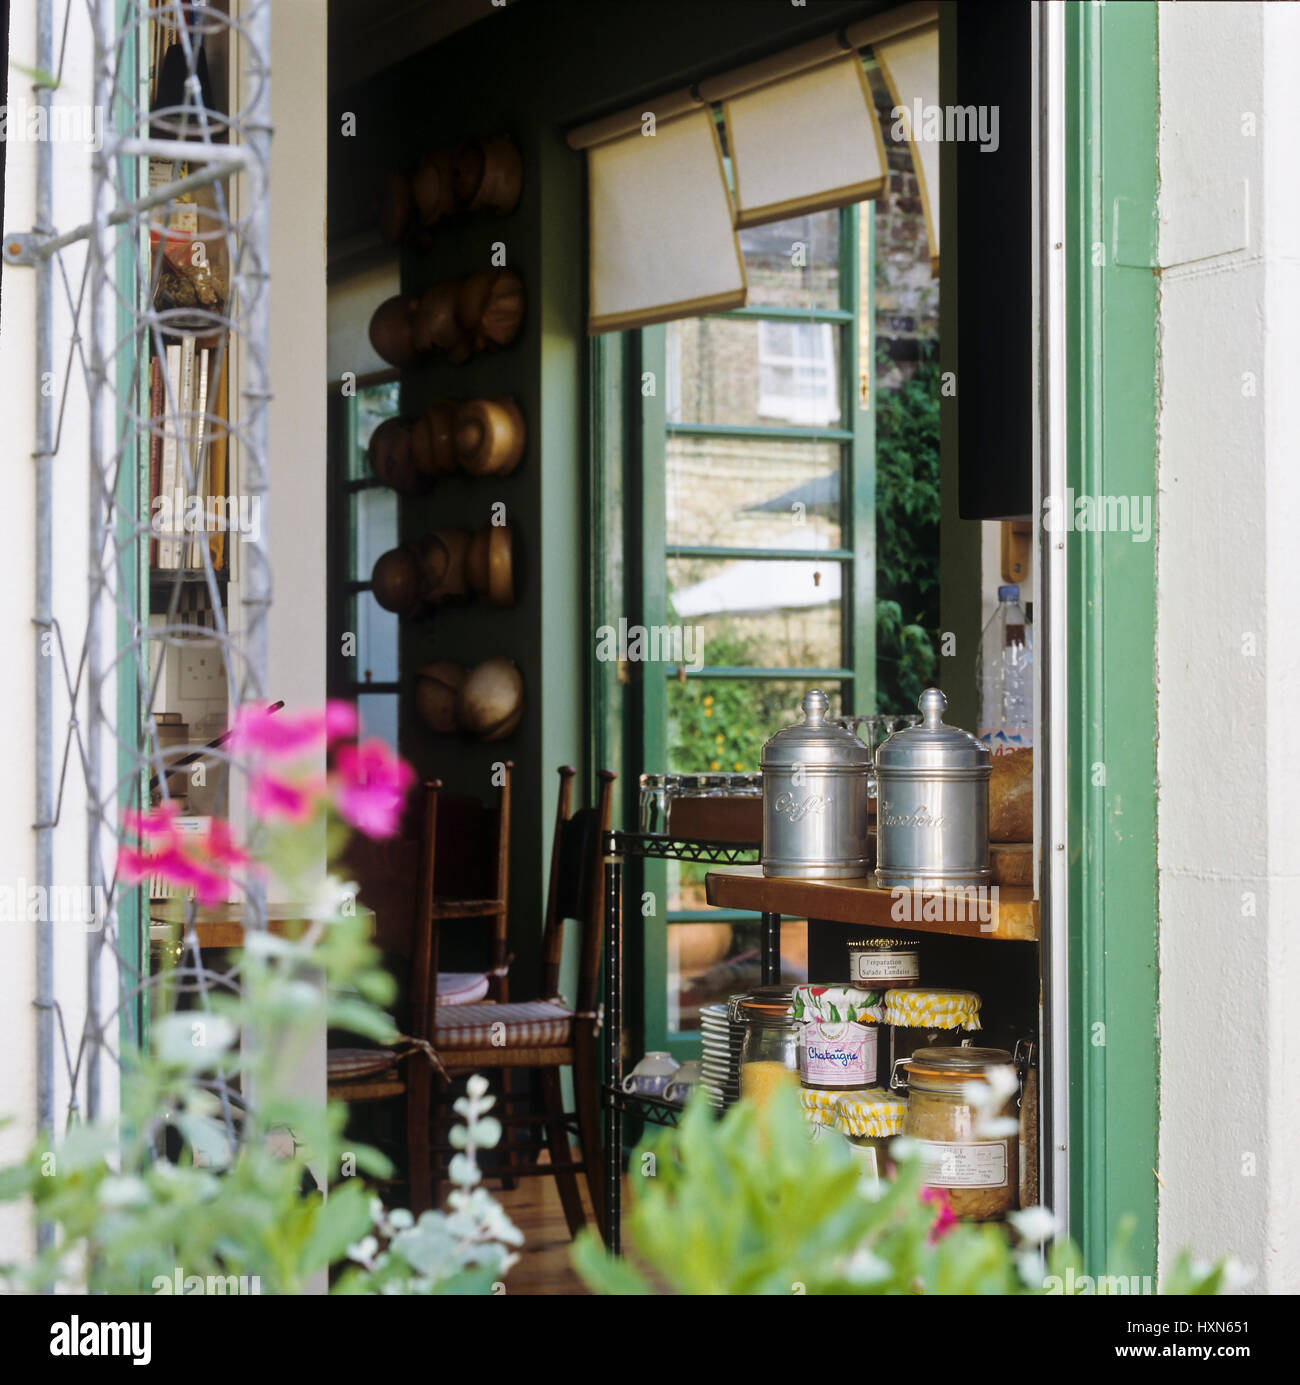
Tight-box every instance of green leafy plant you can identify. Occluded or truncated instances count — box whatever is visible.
[666,635,809,774]
[0,703,520,1295]
[875,354,941,711]
[571,1086,1238,1296]
[335,1076,523,1294]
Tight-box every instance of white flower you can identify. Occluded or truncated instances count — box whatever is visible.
[840,1245,891,1286]
[889,1134,920,1162]
[1008,1205,1057,1246]
[98,1175,150,1209]
[347,1235,379,1267]
[974,1115,1019,1139]
[1219,1258,1255,1294]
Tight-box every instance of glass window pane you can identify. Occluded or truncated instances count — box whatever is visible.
[666,676,847,778]
[667,559,844,672]
[351,380,401,479]
[358,693,398,749]
[666,435,843,550]
[666,918,809,1033]
[739,210,840,310]
[666,318,842,429]
[354,594,399,684]
[351,485,397,581]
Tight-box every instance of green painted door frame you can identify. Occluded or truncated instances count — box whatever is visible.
[1063,0,1160,1275]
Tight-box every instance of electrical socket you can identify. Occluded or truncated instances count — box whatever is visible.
[178,641,226,700]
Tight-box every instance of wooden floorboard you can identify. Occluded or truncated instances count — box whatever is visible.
[490,1152,595,1296]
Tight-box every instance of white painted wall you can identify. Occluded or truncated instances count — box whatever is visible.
[0,0,117,1260]
[1156,0,1300,1293]
[0,0,43,1263]
[264,0,328,744]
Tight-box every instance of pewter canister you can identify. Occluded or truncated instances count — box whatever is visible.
[761,690,870,879]
[875,688,990,888]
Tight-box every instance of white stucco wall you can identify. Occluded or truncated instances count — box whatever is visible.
[0,0,43,1261]
[0,4,107,1263]
[1156,0,1300,1293]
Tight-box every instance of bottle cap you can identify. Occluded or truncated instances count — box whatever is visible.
[998,584,1020,602]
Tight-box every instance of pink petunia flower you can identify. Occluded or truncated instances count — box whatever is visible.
[118,807,253,907]
[248,770,328,825]
[227,700,359,760]
[920,1185,958,1244]
[331,740,415,840]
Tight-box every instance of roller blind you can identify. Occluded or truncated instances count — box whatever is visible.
[873,20,941,274]
[584,107,746,335]
[718,53,887,229]
[569,4,939,332]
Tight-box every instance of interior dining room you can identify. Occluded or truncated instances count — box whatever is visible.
[2,0,1294,1321]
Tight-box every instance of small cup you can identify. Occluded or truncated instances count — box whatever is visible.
[622,1050,679,1096]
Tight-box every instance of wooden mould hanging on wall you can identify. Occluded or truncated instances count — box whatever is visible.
[380,134,524,248]
[366,397,525,495]
[368,270,525,368]
[370,521,516,617]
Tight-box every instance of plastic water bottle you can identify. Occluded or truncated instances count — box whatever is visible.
[977,585,1033,755]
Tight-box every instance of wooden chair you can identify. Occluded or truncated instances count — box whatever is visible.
[328,766,512,1211]
[428,766,615,1238]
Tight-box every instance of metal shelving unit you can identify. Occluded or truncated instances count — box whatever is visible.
[601,829,769,1251]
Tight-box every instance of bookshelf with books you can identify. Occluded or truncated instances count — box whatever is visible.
[144,1,238,836]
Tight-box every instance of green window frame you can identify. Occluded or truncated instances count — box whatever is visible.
[606,202,876,1058]
[326,374,403,745]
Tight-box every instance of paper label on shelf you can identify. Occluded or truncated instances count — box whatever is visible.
[916,1138,1009,1188]
[800,1022,878,1087]
[850,951,920,983]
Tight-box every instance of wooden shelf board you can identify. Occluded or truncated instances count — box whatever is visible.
[704,865,1038,942]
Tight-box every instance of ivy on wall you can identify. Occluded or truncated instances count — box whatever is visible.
[874,352,940,711]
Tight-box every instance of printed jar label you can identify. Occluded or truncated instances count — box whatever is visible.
[850,951,920,983]
[800,1022,878,1087]
[916,1138,1009,1188]
[845,1141,879,1181]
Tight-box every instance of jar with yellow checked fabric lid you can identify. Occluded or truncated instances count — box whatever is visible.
[884,987,983,1091]
[836,1087,907,1182]
[796,1086,906,1184]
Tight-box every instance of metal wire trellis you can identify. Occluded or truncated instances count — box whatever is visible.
[4,0,272,1188]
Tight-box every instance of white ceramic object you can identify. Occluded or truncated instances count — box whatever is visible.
[622,1050,680,1096]
[663,1058,704,1104]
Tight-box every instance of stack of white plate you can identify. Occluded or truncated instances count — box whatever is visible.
[699,1002,743,1111]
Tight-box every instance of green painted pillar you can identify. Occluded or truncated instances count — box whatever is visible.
[1064,0,1161,1277]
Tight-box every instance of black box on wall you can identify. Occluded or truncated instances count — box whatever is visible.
[954,0,1033,522]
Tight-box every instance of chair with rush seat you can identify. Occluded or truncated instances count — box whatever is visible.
[328,767,512,1212]
[429,765,615,1238]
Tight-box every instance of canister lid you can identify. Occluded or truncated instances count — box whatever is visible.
[903,1046,1015,1094]
[836,1086,907,1139]
[790,983,884,1024]
[729,984,795,1027]
[761,689,871,769]
[883,987,982,1030]
[875,688,989,771]
[797,1086,841,1125]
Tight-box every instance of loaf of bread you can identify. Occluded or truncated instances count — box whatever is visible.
[989,747,1033,842]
